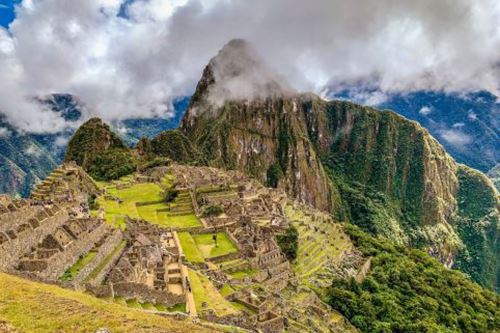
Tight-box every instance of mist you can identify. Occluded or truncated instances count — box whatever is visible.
[0,0,499,133]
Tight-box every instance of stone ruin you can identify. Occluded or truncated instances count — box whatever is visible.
[96,219,187,309]
[31,162,100,203]
[227,218,290,291]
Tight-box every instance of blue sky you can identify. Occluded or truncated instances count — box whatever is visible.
[0,0,21,28]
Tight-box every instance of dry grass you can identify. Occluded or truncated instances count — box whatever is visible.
[0,273,219,333]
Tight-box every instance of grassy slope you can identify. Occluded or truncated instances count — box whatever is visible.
[188,270,239,316]
[0,273,217,333]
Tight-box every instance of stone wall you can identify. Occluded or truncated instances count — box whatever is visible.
[87,239,127,287]
[90,282,185,307]
[38,222,110,281]
[0,208,69,270]
[73,228,123,286]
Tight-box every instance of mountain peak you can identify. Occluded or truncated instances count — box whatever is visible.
[190,38,291,108]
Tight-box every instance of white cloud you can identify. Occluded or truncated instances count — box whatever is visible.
[0,127,12,137]
[0,0,498,133]
[419,106,432,115]
[25,143,42,157]
[439,129,472,147]
[54,136,69,147]
[452,122,465,128]
[467,111,478,121]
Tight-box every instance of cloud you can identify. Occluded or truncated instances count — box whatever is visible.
[438,129,472,147]
[467,111,478,121]
[419,106,432,116]
[25,143,42,157]
[0,0,499,133]
[0,127,12,137]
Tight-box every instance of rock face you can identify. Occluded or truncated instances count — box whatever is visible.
[179,39,500,291]
[181,40,335,211]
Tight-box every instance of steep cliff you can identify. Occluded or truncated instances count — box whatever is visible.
[181,39,337,212]
[178,39,500,291]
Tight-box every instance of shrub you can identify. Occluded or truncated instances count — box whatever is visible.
[202,205,224,217]
[276,225,298,260]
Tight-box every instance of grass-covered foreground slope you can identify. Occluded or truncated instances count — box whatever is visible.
[0,273,216,333]
[327,225,500,333]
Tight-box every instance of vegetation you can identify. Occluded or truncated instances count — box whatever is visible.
[276,225,298,260]
[327,225,500,333]
[266,163,284,188]
[88,148,136,181]
[65,118,135,181]
[151,129,204,164]
[85,241,126,282]
[192,233,238,258]
[178,232,205,263]
[96,181,201,229]
[453,165,500,292]
[87,193,98,211]
[201,204,224,217]
[60,251,97,281]
[0,272,216,333]
[188,269,239,316]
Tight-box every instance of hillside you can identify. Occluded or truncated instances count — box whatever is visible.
[64,118,136,181]
[0,272,217,333]
[0,94,187,198]
[0,117,58,197]
[177,39,500,292]
[327,86,499,173]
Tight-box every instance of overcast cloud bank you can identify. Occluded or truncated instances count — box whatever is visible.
[0,0,499,133]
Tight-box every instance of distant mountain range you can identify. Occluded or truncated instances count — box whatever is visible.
[326,84,499,173]
[0,94,188,197]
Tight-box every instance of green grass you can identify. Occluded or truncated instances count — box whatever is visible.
[219,284,235,297]
[0,272,217,333]
[166,303,186,313]
[230,301,255,313]
[157,212,201,228]
[85,240,127,282]
[228,269,256,280]
[60,251,97,281]
[140,302,156,310]
[97,180,202,229]
[178,232,205,263]
[126,299,142,309]
[192,233,238,259]
[188,270,239,316]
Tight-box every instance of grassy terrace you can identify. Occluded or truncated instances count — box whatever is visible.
[85,240,127,282]
[188,269,239,316]
[192,233,238,259]
[0,273,216,333]
[179,232,238,263]
[178,232,205,263]
[60,251,97,281]
[96,177,202,229]
[285,204,353,289]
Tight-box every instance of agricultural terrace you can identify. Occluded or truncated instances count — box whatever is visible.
[178,232,238,262]
[95,175,201,229]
